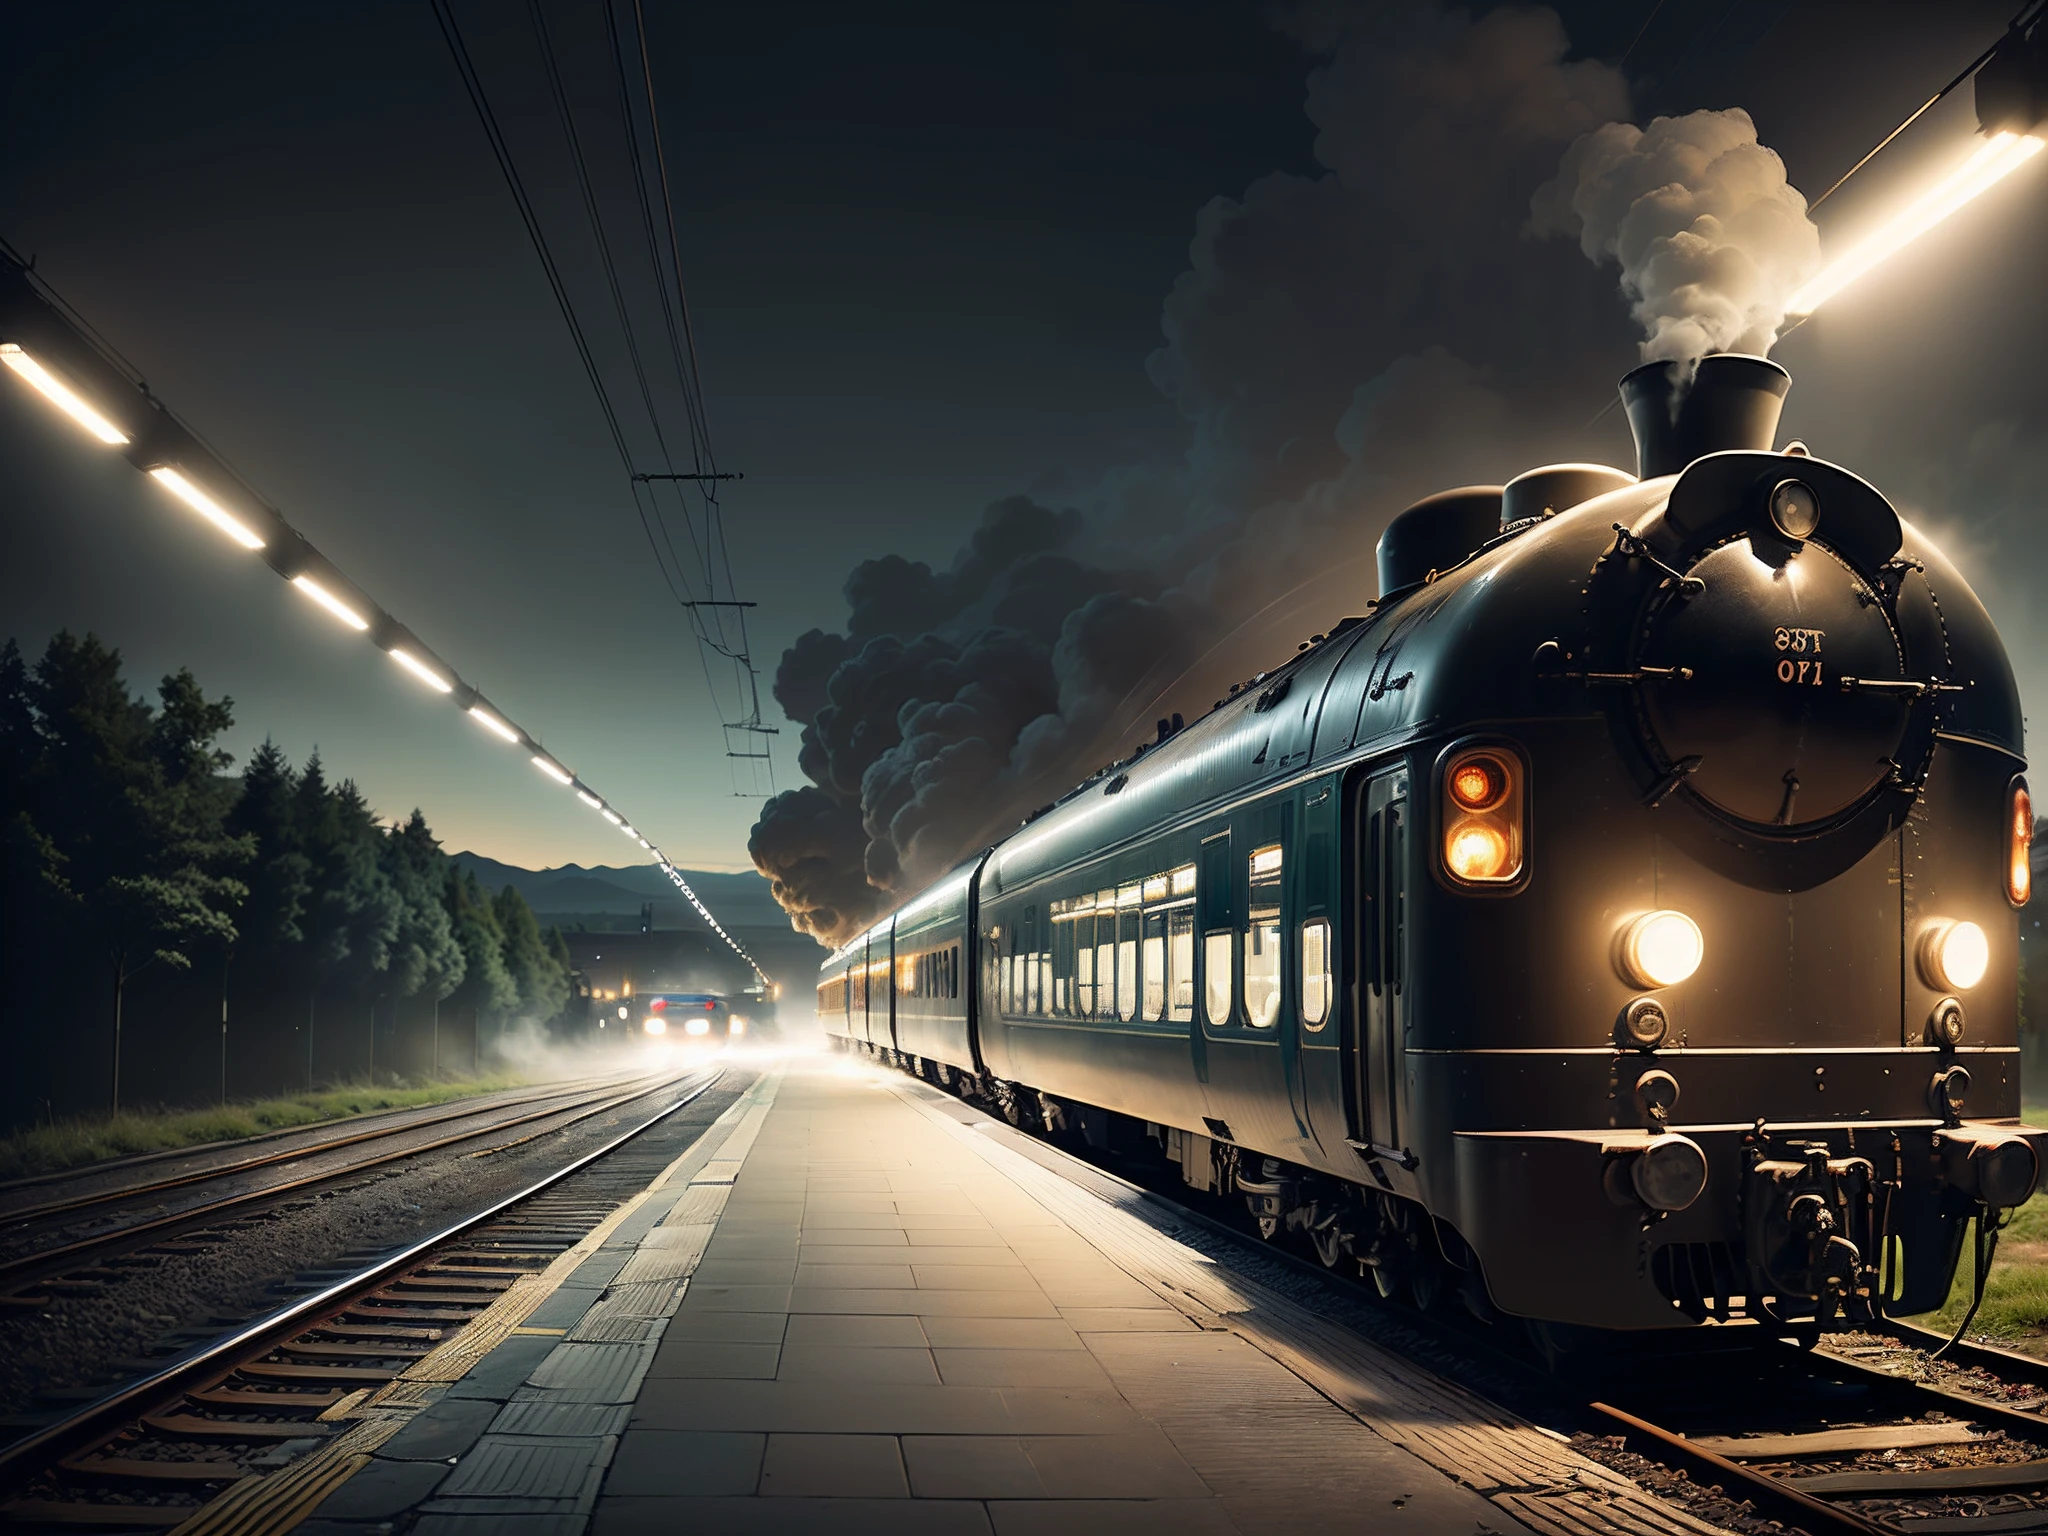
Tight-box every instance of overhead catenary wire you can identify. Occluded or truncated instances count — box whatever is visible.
[432,0,774,798]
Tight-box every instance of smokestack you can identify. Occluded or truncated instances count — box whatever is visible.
[1619,352,1791,479]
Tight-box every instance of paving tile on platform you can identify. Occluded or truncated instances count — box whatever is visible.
[794,1262,917,1288]
[782,1312,929,1347]
[1060,1307,1196,1332]
[759,1432,909,1497]
[631,1380,1147,1435]
[605,1429,765,1496]
[436,1434,613,1501]
[912,1265,1048,1292]
[775,1343,939,1383]
[597,1495,995,1535]
[933,1348,1115,1388]
[646,1340,782,1379]
[691,1258,798,1286]
[675,1283,794,1313]
[1020,1430,1211,1499]
[900,1434,1047,1498]
[790,1287,1061,1318]
[987,1498,1238,1536]
[918,1317,1087,1350]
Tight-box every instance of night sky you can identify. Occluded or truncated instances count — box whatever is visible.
[4,1,2043,912]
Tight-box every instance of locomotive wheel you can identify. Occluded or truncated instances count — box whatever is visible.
[1310,1220,1346,1269]
[1409,1251,1444,1312]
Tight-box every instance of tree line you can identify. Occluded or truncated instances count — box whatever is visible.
[0,632,577,1124]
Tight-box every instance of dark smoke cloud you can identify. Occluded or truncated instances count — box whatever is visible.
[753,1,1651,948]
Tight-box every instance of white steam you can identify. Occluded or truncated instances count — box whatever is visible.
[1531,107,1822,362]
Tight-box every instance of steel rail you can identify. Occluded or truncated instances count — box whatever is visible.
[1589,1400,1891,1536]
[0,1070,684,1293]
[0,1072,638,1227]
[0,1065,725,1492]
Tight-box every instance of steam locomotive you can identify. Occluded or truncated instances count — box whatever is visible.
[818,354,2042,1336]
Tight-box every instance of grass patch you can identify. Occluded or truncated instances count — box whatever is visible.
[1903,1187,2048,1344]
[0,1076,530,1183]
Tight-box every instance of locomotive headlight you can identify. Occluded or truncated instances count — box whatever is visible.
[729,1016,748,1036]
[1920,919,1989,992]
[1618,910,1704,989]
[644,1016,667,1036]
[1440,746,1524,886]
[685,1015,711,1036]
[2009,779,2032,907]
[1446,821,1511,881]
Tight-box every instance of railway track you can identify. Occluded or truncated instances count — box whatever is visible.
[0,1070,685,1304]
[0,1064,731,1531]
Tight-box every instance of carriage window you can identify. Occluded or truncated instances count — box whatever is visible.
[1244,844,1283,1028]
[1094,896,1115,1019]
[1117,883,1141,1021]
[1204,931,1234,1025]
[1141,911,1166,1021]
[1301,918,1331,1027]
[1169,909,1196,1021]
[1075,925,1096,1016]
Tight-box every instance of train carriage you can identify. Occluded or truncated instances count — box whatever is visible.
[820,354,2044,1336]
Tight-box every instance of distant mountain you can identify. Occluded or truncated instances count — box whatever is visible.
[451,852,789,931]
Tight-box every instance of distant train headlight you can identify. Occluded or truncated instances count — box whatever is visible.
[1920,919,1989,991]
[685,1015,711,1036]
[644,1016,667,1036]
[2009,779,2033,907]
[1618,910,1704,989]
[728,1016,748,1036]
[617,1005,629,1020]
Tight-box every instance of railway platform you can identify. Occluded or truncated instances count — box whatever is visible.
[278,1054,1726,1536]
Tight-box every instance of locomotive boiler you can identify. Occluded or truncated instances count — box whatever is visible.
[818,353,2043,1337]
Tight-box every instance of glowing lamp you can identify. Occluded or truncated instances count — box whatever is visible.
[389,648,453,693]
[148,467,266,549]
[2010,780,2033,907]
[1440,746,1524,884]
[468,706,519,742]
[1445,821,1511,881]
[644,1016,667,1036]
[685,1015,711,1036]
[532,756,573,785]
[576,790,602,808]
[0,342,130,444]
[1788,131,2046,317]
[1920,919,1989,992]
[1449,755,1509,812]
[1618,910,1704,989]
[291,575,369,631]
[616,1004,629,1019]
[729,1016,748,1036]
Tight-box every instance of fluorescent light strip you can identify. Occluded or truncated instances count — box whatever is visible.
[620,824,638,838]
[148,467,266,550]
[468,705,519,742]
[0,342,130,444]
[292,574,370,630]
[1790,131,2046,315]
[531,756,573,785]
[390,647,453,693]
[575,790,602,808]
[601,809,623,825]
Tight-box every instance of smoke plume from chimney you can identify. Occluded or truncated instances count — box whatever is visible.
[1531,107,1822,362]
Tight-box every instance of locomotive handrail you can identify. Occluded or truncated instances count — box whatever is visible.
[1838,675,1968,696]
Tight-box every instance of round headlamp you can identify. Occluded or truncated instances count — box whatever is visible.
[1617,910,1704,989]
[1919,919,1989,992]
